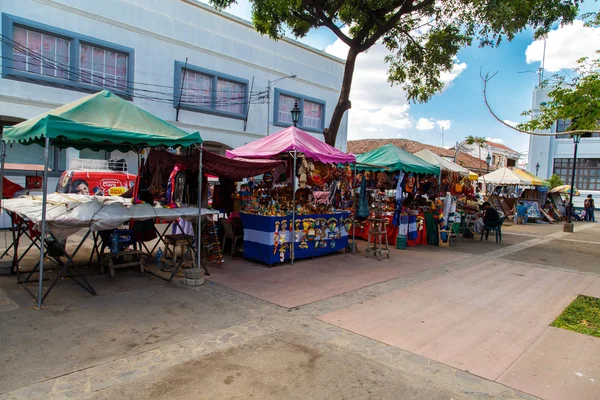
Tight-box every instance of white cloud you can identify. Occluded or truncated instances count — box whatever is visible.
[325,37,465,140]
[526,20,600,72]
[440,62,467,86]
[486,137,504,144]
[416,118,435,130]
[436,120,451,130]
[503,120,519,127]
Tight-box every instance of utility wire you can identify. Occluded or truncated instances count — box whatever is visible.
[1,35,269,101]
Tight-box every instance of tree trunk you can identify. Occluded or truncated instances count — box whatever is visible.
[324,46,359,146]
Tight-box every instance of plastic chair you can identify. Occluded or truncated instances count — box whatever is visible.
[220,219,243,256]
[480,217,506,243]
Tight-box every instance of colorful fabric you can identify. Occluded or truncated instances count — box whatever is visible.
[408,214,418,240]
[227,126,356,164]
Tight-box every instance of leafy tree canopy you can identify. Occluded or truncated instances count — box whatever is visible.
[519,53,600,135]
[548,173,565,188]
[210,0,582,144]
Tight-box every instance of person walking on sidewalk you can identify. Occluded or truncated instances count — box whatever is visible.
[584,195,595,222]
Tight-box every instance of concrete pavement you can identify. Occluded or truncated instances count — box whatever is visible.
[0,221,598,399]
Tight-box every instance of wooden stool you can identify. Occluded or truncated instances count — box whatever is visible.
[100,250,145,278]
[162,234,195,270]
[366,218,390,260]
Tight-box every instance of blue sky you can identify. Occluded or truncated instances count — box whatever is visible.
[206,1,599,156]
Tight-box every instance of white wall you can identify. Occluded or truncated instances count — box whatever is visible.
[527,87,600,208]
[0,0,349,174]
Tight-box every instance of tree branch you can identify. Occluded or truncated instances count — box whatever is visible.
[305,7,353,47]
[480,69,600,136]
[358,0,436,52]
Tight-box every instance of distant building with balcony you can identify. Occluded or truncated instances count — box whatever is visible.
[458,140,521,169]
[527,87,600,207]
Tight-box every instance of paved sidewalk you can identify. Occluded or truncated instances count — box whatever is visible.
[0,222,598,399]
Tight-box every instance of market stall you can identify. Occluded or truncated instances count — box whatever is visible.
[1,90,203,308]
[354,144,441,247]
[226,126,356,265]
[479,167,550,222]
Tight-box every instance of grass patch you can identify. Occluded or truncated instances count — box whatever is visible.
[551,295,600,338]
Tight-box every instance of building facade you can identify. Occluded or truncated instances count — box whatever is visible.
[527,87,600,207]
[458,140,521,170]
[0,0,348,187]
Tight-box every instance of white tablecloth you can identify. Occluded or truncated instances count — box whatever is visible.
[1,193,217,241]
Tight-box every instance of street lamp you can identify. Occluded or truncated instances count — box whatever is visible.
[486,152,492,173]
[291,101,301,127]
[266,73,297,135]
[535,162,540,176]
[566,133,582,228]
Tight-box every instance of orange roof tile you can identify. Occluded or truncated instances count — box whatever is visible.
[347,139,491,173]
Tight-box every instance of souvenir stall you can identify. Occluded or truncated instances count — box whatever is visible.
[354,144,440,247]
[414,150,480,239]
[0,90,203,308]
[226,126,356,265]
[548,185,579,221]
[480,167,550,222]
[138,148,285,263]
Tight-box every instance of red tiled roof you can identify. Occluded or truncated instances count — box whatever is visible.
[485,141,518,154]
[347,139,490,172]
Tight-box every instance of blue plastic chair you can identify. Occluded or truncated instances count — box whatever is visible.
[480,217,506,243]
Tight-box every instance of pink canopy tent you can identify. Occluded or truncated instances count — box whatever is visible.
[226,126,356,164]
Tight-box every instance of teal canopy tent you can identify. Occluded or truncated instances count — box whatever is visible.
[0,90,203,308]
[3,90,201,151]
[356,144,440,175]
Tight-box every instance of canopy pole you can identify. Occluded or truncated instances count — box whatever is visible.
[196,144,203,271]
[0,134,5,209]
[352,163,357,255]
[291,150,297,265]
[37,137,50,310]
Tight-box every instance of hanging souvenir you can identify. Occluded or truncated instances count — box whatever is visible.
[404,174,416,194]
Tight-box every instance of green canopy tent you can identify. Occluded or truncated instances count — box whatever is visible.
[356,144,440,175]
[0,90,203,308]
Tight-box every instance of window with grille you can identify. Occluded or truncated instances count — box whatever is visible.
[274,89,326,132]
[556,119,600,138]
[216,79,244,114]
[181,70,212,108]
[553,158,600,190]
[4,15,134,96]
[278,94,298,124]
[12,26,70,79]
[174,62,247,117]
[80,44,128,90]
[303,100,323,129]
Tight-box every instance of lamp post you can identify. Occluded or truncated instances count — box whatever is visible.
[266,73,297,135]
[486,152,492,173]
[535,162,540,176]
[565,134,582,230]
[291,101,301,127]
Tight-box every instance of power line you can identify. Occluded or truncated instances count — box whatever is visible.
[0,56,268,108]
[0,35,269,98]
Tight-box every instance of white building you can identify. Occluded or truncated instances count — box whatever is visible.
[458,140,521,170]
[527,87,600,207]
[0,0,348,188]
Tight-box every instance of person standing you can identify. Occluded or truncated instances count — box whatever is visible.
[584,194,596,222]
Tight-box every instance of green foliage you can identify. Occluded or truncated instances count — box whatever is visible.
[551,295,600,338]
[519,53,600,135]
[548,173,564,188]
[210,0,581,143]
[465,135,487,148]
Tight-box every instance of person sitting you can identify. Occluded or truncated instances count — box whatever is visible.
[474,202,500,233]
[515,201,528,224]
